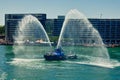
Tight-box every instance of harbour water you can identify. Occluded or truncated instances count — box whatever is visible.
[0,45,120,80]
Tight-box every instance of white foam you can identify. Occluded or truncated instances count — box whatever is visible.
[65,59,120,68]
[7,58,120,69]
[0,72,7,80]
[7,58,46,69]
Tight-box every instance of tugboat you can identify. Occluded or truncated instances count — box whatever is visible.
[44,48,66,61]
[44,48,77,61]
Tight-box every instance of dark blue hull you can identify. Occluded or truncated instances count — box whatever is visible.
[44,54,66,61]
[44,54,77,61]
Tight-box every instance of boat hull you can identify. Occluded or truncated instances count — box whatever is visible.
[44,54,66,61]
[44,54,77,61]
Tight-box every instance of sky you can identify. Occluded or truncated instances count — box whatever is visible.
[0,0,120,25]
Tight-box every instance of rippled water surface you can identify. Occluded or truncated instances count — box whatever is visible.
[0,45,120,80]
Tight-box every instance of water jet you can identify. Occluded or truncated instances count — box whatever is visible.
[13,15,52,59]
[57,9,110,65]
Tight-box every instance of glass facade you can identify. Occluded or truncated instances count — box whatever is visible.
[89,19,120,44]
[52,19,64,36]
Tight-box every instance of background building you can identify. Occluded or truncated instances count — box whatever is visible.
[5,13,120,45]
[89,19,120,45]
[5,13,46,42]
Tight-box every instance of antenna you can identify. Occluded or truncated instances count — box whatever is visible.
[100,13,102,18]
